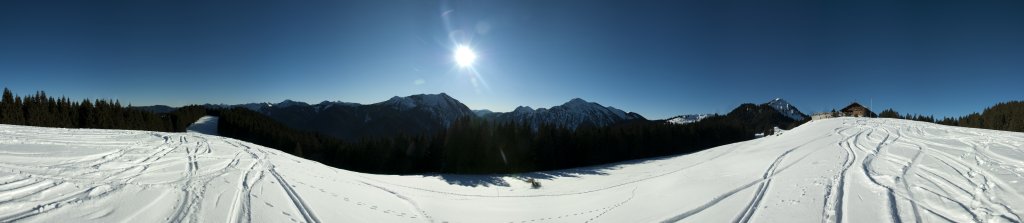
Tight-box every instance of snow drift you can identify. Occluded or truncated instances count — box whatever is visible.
[0,117,1022,222]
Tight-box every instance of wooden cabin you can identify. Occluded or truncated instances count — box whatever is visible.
[841,102,874,117]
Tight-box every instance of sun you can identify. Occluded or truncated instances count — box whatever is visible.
[454,45,477,67]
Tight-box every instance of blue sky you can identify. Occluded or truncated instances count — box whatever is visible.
[1,0,1022,119]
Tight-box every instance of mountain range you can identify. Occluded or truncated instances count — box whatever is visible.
[479,98,646,130]
[138,94,809,140]
[659,98,807,126]
[230,93,472,140]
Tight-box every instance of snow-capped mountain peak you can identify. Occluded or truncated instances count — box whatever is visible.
[378,93,463,111]
[764,98,807,121]
[380,96,416,109]
[767,98,790,109]
[311,100,359,112]
[371,93,474,126]
[409,93,459,109]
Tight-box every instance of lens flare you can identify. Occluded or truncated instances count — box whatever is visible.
[454,45,477,67]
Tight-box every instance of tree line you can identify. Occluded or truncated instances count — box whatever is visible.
[878,101,1024,132]
[0,88,206,132]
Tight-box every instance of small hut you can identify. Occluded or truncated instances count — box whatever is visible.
[841,102,875,117]
[811,112,834,120]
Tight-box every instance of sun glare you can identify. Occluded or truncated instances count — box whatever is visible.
[454,45,477,67]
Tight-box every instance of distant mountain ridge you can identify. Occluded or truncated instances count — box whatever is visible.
[141,95,807,140]
[203,95,646,138]
[662,98,807,125]
[141,93,470,140]
[255,93,473,140]
[482,98,645,130]
[372,93,475,127]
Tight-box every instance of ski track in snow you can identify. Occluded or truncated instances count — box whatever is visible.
[0,117,1023,222]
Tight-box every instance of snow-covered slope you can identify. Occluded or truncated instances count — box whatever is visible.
[185,116,219,135]
[666,114,712,125]
[1,117,1023,222]
[766,98,808,121]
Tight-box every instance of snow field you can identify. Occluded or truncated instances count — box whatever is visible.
[0,117,1022,222]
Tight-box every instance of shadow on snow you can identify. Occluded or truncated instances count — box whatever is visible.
[424,155,679,187]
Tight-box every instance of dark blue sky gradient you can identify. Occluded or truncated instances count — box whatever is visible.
[1,0,1022,119]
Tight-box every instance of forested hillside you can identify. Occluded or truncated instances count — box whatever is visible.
[879,101,1024,133]
[216,107,338,162]
[216,107,753,174]
[0,88,205,132]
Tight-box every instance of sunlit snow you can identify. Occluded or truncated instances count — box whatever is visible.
[0,117,1022,222]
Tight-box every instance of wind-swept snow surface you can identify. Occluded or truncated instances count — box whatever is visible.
[0,117,1023,222]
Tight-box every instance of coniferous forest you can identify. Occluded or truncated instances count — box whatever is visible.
[0,88,206,132]
[879,101,1024,133]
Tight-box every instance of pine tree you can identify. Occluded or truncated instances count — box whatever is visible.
[879,108,900,118]
[0,88,15,124]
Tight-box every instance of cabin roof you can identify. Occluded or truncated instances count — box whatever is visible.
[841,102,867,112]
